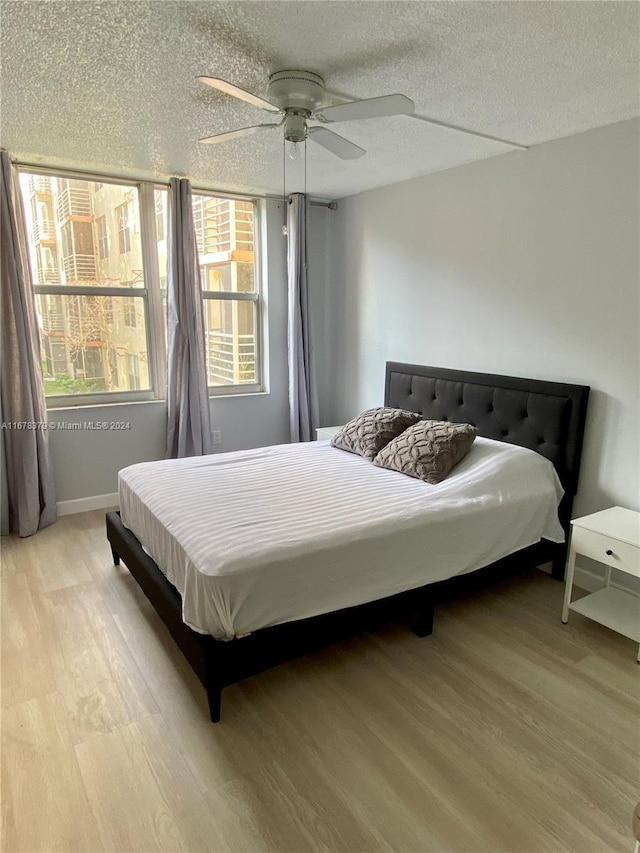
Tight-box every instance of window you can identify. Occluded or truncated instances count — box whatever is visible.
[19,169,265,405]
[127,354,140,390]
[108,348,120,387]
[19,172,158,403]
[190,193,261,392]
[116,202,131,254]
[36,245,59,286]
[96,215,108,260]
[123,295,137,328]
[44,338,67,377]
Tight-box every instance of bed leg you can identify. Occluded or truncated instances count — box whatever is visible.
[110,546,121,566]
[206,682,222,723]
[414,601,434,638]
[551,548,567,581]
[204,646,223,723]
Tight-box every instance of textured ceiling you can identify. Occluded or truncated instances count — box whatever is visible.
[1,1,638,199]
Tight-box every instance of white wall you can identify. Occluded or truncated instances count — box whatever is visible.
[50,198,296,505]
[308,203,333,421]
[320,119,640,519]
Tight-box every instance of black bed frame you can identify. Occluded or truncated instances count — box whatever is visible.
[106,363,589,722]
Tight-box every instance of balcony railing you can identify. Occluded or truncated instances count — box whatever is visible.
[206,331,255,385]
[235,232,253,253]
[40,311,65,333]
[33,219,56,243]
[197,226,231,256]
[194,200,254,256]
[62,253,97,282]
[235,214,254,252]
[28,175,52,195]
[197,234,253,257]
[57,183,92,219]
[37,268,61,286]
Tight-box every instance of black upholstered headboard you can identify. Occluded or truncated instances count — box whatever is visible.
[385,362,589,503]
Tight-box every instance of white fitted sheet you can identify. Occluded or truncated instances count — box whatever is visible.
[118,437,564,640]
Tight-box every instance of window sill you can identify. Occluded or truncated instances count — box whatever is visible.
[210,390,270,399]
[47,397,163,414]
[46,389,271,412]
[46,391,159,410]
[208,384,266,398]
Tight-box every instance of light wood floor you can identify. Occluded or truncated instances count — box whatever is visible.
[1,510,638,853]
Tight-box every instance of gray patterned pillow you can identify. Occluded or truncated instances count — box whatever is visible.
[373,419,478,483]
[331,407,422,461]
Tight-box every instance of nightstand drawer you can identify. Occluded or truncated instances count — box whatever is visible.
[571,526,640,578]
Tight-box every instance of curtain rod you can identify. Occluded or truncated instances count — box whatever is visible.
[12,159,338,209]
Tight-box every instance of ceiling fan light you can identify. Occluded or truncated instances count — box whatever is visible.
[289,141,301,160]
[283,112,307,144]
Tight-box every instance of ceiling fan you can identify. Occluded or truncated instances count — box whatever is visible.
[197,70,415,160]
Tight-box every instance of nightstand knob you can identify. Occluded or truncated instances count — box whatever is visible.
[605,549,613,556]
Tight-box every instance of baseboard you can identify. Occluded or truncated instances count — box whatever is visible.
[538,561,638,595]
[574,566,604,593]
[574,563,640,596]
[57,492,119,516]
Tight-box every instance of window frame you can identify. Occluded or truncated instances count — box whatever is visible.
[21,168,164,408]
[190,189,264,397]
[19,166,266,408]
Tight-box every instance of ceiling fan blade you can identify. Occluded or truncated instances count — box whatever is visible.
[313,93,414,123]
[200,123,282,144]
[307,127,366,160]
[197,76,282,114]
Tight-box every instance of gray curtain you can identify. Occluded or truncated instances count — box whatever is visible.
[0,150,56,536]
[166,177,212,457]
[287,193,319,442]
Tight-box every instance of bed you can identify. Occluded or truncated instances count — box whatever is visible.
[106,362,589,721]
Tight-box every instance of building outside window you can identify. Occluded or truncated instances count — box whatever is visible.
[123,295,137,328]
[127,353,140,390]
[116,201,132,254]
[19,172,154,401]
[20,170,265,405]
[188,193,260,391]
[108,347,120,388]
[96,215,109,260]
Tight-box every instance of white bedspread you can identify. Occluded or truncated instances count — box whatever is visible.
[118,437,564,639]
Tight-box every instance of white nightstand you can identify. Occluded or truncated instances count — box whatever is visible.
[316,425,343,441]
[561,507,640,660]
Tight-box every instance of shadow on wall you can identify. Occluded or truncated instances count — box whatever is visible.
[316,205,366,425]
[576,389,629,516]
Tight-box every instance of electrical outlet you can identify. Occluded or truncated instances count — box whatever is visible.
[213,430,222,445]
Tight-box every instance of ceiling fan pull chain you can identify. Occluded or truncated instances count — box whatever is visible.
[282,133,288,237]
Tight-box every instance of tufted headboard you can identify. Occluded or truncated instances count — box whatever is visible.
[385,363,590,508]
